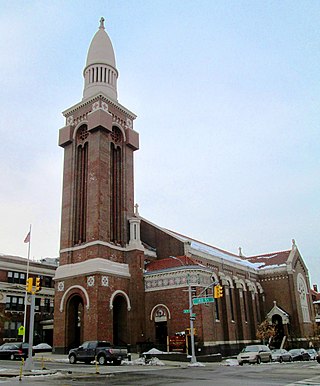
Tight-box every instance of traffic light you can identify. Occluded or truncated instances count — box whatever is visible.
[35,277,41,292]
[26,277,33,293]
[214,285,223,298]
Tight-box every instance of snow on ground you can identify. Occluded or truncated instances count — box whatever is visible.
[143,348,165,355]
[222,359,239,366]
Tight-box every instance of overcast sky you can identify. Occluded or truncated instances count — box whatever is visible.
[0,1,319,284]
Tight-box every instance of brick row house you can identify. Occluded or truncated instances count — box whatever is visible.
[53,19,316,355]
[0,255,57,345]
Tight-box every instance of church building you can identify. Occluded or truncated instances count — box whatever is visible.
[53,19,315,355]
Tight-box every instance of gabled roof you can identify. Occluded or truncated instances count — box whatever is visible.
[141,216,294,273]
[245,250,291,270]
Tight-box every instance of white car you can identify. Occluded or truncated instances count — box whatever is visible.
[237,344,272,365]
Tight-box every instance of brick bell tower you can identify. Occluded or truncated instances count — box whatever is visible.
[54,18,146,353]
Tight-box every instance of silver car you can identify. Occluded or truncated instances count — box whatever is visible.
[237,344,272,365]
[271,348,292,362]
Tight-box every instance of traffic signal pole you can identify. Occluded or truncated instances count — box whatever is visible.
[188,280,197,364]
[25,293,35,371]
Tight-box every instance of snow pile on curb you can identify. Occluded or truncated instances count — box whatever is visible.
[222,359,239,366]
[188,362,205,367]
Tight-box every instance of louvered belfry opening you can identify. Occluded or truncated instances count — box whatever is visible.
[74,125,89,245]
[110,126,123,244]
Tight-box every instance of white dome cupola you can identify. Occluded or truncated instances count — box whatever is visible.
[83,17,118,101]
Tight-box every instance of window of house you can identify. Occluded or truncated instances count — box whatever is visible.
[6,295,24,311]
[7,271,26,284]
[3,321,22,339]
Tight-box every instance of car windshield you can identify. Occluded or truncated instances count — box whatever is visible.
[242,346,259,353]
[272,349,281,353]
[289,349,299,354]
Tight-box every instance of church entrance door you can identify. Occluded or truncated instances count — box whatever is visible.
[66,295,84,352]
[113,295,128,345]
[155,321,167,351]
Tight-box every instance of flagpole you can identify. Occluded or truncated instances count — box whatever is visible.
[22,224,32,342]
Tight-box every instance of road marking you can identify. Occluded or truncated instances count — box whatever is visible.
[286,375,320,385]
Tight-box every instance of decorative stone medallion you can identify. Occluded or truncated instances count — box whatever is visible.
[66,115,74,126]
[101,102,108,111]
[57,281,64,292]
[87,276,95,287]
[101,276,109,287]
[126,118,132,129]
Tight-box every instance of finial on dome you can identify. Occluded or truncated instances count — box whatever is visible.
[99,17,105,30]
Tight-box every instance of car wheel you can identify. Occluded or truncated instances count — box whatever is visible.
[9,354,15,361]
[113,359,121,366]
[239,361,243,366]
[98,355,106,365]
[279,356,283,363]
[256,356,261,364]
[69,354,77,364]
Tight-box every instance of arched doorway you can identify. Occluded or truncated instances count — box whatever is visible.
[113,295,128,345]
[272,314,285,348]
[154,307,168,351]
[66,295,84,351]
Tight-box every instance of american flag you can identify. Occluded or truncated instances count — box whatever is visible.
[24,231,30,243]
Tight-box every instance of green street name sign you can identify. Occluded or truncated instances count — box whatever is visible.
[183,309,190,313]
[192,296,215,305]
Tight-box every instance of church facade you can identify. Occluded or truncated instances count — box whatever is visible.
[53,19,315,355]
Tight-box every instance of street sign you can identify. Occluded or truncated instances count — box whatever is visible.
[183,309,190,313]
[192,296,215,305]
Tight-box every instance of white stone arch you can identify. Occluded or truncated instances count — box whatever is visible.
[245,279,258,294]
[225,275,234,288]
[109,290,131,311]
[150,304,171,321]
[73,121,89,140]
[210,272,219,283]
[256,282,264,294]
[112,123,127,142]
[237,278,246,291]
[297,273,310,322]
[59,285,90,312]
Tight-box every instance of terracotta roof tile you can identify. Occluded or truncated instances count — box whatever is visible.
[146,255,201,272]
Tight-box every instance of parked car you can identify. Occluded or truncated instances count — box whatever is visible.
[271,348,292,362]
[0,343,20,360]
[306,348,317,360]
[237,344,272,365]
[68,341,128,365]
[288,348,310,361]
[33,343,52,353]
[10,342,34,359]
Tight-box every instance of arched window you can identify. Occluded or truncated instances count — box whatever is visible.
[73,125,89,245]
[297,273,310,322]
[110,126,123,244]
